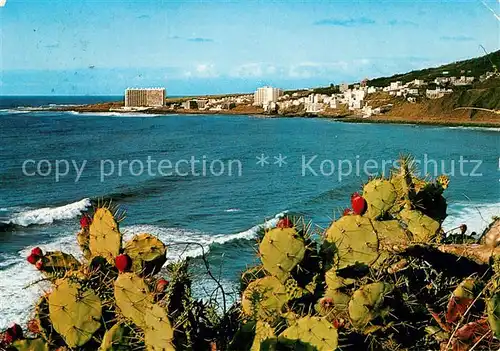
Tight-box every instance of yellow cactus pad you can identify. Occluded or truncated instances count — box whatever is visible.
[89,208,122,264]
[251,321,275,351]
[143,304,175,351]
[48,279,102,348]
[281,316,338,351]
[363,179,397,219]
[259,227,306,282]
[348,282,393,329]
[399,208,440,242]
[241,276,288,322]
[114,272,154,328]
[325,215,380,269]
[124,233,167,276]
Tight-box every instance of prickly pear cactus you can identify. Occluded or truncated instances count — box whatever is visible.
[399,208,440,242]
[99,323,130,351]
[325,215,379,269]
[259,227,306,282]
[114,272,153,328]
[89,208,122,264]
[143,304,175,351]
[34,295,55,344]
[12,338,49,351]
[77,228,91,260]
[241,276,288,322]
[348,282,393,330]
[38,251,80,275]
[48,279,102,347]
[124,233,167,276]
[251,321,275,351]
[363,179,397,219]
[280,316,338,351]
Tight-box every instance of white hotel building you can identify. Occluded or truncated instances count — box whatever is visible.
[253,86,284,106]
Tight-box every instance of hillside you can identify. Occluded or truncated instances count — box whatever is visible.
[367,50,500,87]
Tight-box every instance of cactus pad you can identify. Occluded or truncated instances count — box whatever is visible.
[12,338,49,351]
[251,321,275,351]
[241,276,288,322]
[77,228,91,260]
[280,316,338,351]
[143,304,175,351]
[399,208,440,242]
[48,279,102,347]
[325,268,355,290]
[114,272,153,327]
[259,228,306,282]
[89,208,122,264]
[348,282,393,329]
[362,179,397,219]
[38,251,80,275]
[123,233,167,276]
[325,215,380,269]
[99,323,130,351]
[372,220,411,248]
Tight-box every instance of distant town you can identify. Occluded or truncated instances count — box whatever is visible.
[120,69,498,118]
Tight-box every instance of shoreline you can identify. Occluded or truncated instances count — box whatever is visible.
[44,104,500,128]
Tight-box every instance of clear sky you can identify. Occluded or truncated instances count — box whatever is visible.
[0,0,499,95]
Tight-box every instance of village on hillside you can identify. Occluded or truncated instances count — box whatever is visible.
[120,69,498,118]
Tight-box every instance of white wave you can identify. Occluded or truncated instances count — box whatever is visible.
[7,198,91,227]
[67,111,162,118]
[446,126,500,132]
[121,212,285,261]
[0,109,32,115]
[224,208,241,213]
[443,201,500,237]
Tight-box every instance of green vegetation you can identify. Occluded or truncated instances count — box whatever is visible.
[367,50,500,87]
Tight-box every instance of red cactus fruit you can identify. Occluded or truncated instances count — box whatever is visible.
[156,279,169,292]
[277,217,292,228]
[115,254,132,273]
[35,259,44,271]
[2,331,13,345]
[332,319,345,329]
[351,193,367,215]
[80,214,92,229]
[343,208,353,216]
[320,297,334,308]
[459,224,467,235]
[31,247,43,257]
[7,323,23,342]
[27,319,40,334]
[27,254,38,265]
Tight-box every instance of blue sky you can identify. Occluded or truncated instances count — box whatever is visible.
[1,0,499,95]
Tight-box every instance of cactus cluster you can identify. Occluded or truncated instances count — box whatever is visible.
[1,156,499,350]
[234,157,499,350]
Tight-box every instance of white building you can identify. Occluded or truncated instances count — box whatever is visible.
[254,86,284,106]
[125,88,166,107]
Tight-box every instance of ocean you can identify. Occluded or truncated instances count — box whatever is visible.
[0,96,499,328]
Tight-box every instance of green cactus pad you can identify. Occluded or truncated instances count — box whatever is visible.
[251,321,275,351]
[280,316,338,351]
[123,233,167,276]
[487,293,500,338]
[34,295,56,343]
[259,228,306,282]
[241,276,288,322]
[241,265,268,292]
[48,279,102,347]
[372,220,411,248]
[143,304,175,351]
[399,208,440,242]
[325,215,380,269]
[284,277,306,300]
[325,268,355,290]
[114,272,154,328]
[89,208,122,264]
[99,323,131,351]
[363,179,397,219]
[12,338,49,351]
[39,251,80,275]
[348,282,393,329]
[77,228,91,260]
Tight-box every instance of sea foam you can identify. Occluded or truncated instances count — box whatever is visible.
[6,198,91,227]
